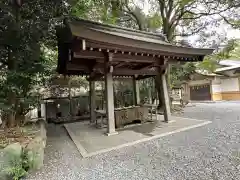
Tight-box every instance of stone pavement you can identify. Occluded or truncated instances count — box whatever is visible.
[65,116,211,157]
[26,102,240,180]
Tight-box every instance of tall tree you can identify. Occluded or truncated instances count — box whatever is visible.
[120,0,239,43]
[153,0,239,42]
[112,0,239,107]
[0,0,68,127]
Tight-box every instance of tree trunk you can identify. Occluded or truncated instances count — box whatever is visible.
[5,3,21,128]
[7,86,17,128]
[7,112,16,128]
[0,111,7,129]
[15,114,24,127]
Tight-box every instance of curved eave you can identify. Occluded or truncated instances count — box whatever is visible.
[66,20,213,59]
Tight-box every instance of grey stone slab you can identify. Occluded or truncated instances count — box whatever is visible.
[64,116,211,157]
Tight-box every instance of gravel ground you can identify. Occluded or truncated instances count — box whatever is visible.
[26,102,240,180]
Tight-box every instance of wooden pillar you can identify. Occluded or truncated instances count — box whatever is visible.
[40,102,46,121]
[158,58,171,122]
[89,80,96,124]
[105,53,118,136]
[133,76,140,105]
[160,73,171,122]
[148,80,152,104]
[68,79,73,117]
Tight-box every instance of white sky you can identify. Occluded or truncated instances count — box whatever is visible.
[188,25,240,47]
[226,28,240,39]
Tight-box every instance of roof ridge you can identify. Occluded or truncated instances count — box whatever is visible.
[67,17,168,42]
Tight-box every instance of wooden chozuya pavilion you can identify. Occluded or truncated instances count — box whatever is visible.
[56,18,213,136]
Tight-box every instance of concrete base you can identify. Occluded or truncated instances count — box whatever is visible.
[64,115,211,158]
[161,120,176,123]
[105,132,119,136]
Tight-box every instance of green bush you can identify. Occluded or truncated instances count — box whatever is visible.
[4,148,30,180]
[4,165,27,180]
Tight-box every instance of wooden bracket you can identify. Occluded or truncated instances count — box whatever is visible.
[158,57,168,74]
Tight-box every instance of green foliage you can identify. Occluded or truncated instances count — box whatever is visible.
[4,148,30,180]
[4,165,27,180]
[114,81,134,107]
[70,0,125,24]
[146,13,162,31]
[217,39,239,59]
[139,78,157,103]
[179,0,194,7]
[229,41,240,59]
[197,39,240,73]
[197,58,218,73]
[170,63,196,87]
[70,76,88,89]
[0,0,68,126]
[70,0,94,18]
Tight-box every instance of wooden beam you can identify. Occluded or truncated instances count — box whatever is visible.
[66,63,91,72]
[136,75,155,80]
[73,50,201,63]
[139,63,155,70]
[113,69,158,76]
[88,73,104,81]
[86,40,207,59]
[67,61,158,76]
[114,62,127,68]
[71,38,206,61]
[73,51,103,59]
[73,51,157,63]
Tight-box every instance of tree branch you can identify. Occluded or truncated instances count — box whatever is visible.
[158,0,166,19]
[174,25,206,37]
[219,14,240,28]
[181,6,235,21]
[123,5,144,30]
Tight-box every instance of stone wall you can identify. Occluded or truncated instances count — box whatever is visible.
[0,120,47,180]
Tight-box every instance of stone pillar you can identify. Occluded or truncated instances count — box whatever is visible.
[133,76,140,105]
[105,53,118,136]
[89,80,96,124]
[160,73,171,122]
